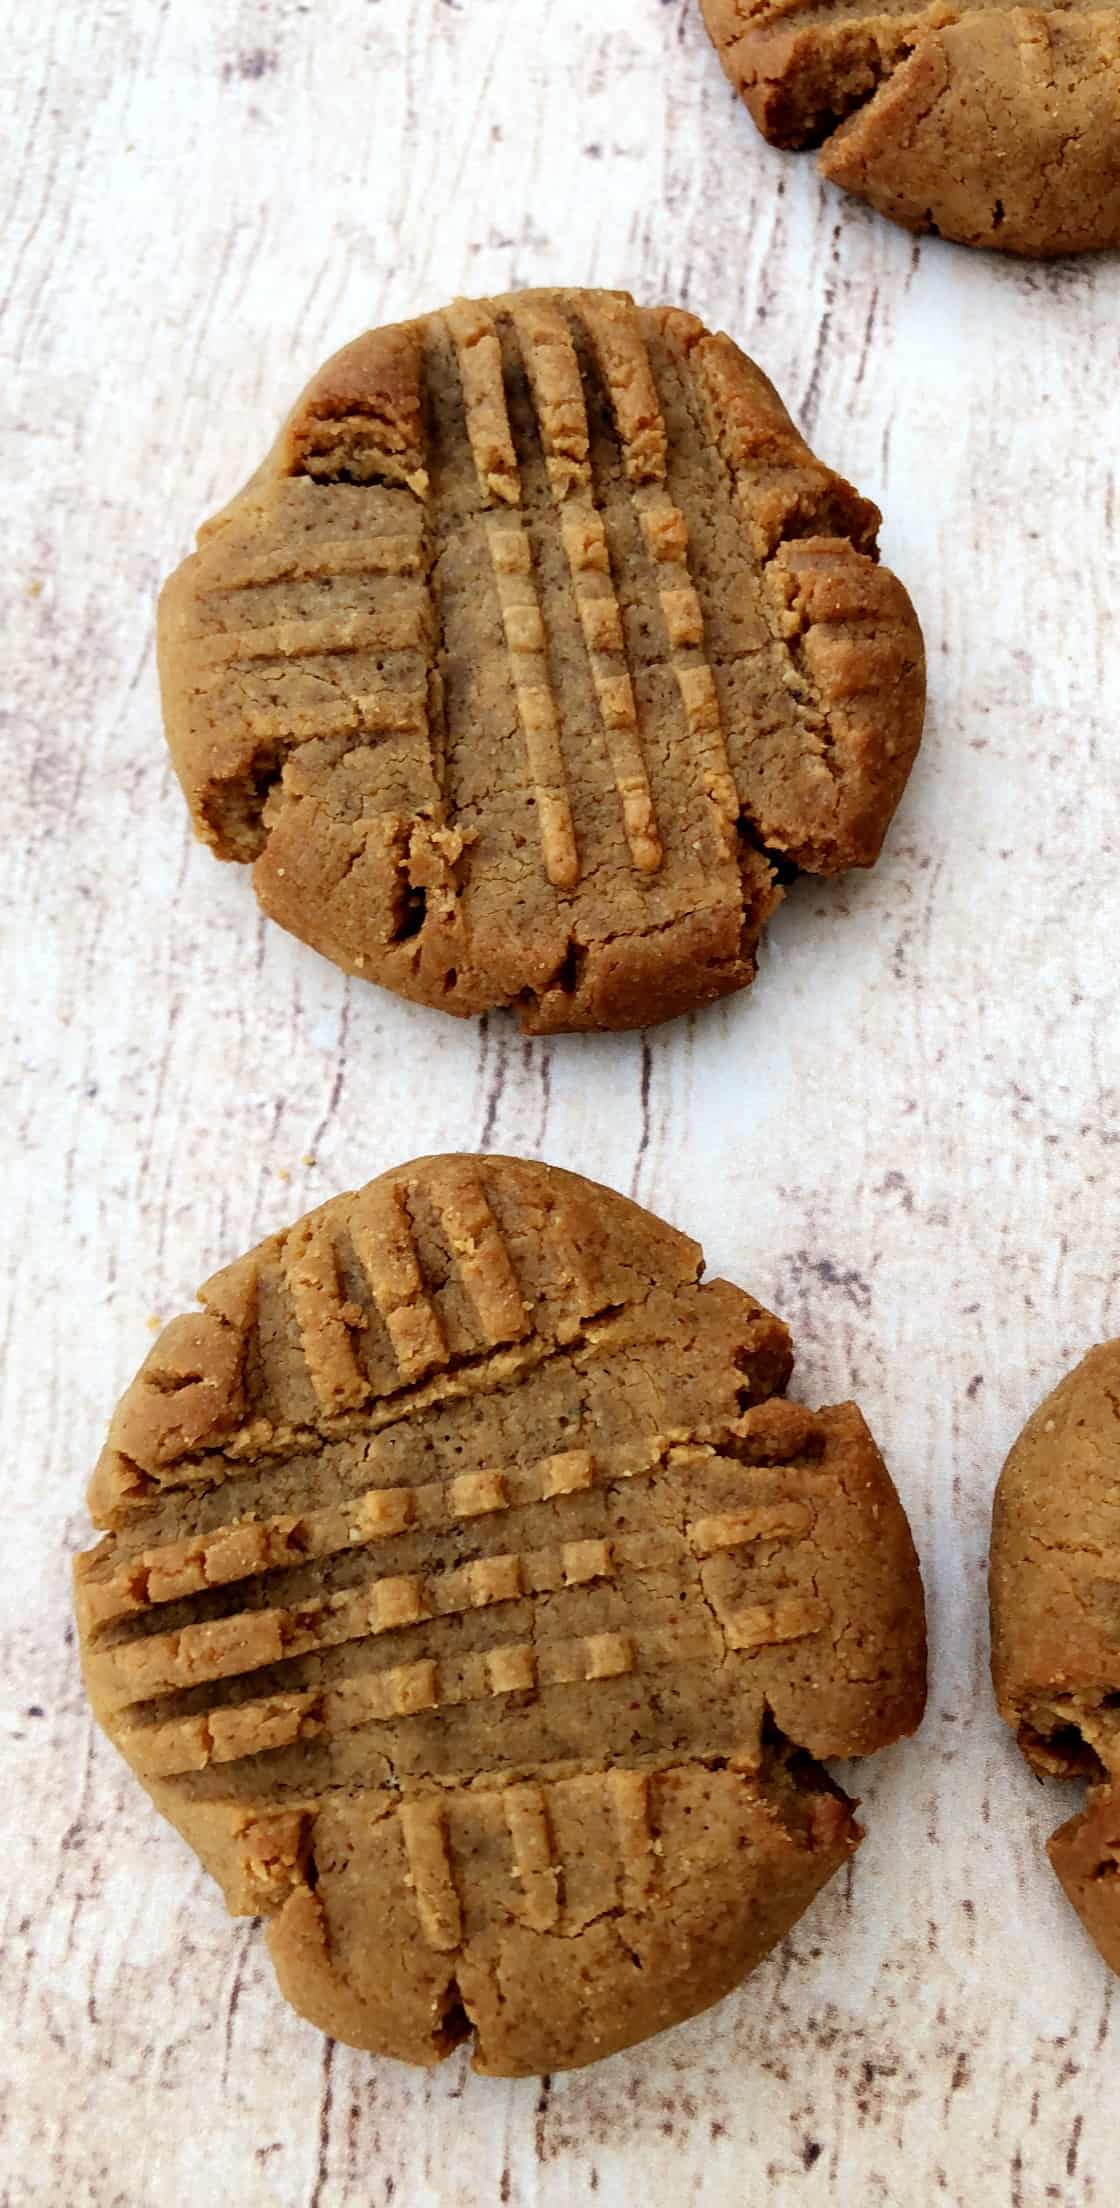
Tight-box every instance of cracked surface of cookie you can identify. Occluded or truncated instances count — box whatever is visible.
[701,0,1120,254]
[158,289,924,1032]
[75,1155,927,2074]
[990,1341,1120,1974]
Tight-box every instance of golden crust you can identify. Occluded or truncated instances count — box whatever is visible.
[75,1155,926,2072]
[157,288,924,1031]
[701,0,1120,256]
[990,1340,1120,1975]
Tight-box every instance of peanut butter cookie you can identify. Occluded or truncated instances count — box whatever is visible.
[76,1156,927,2072]
[158,290,924,1031]
[701,0,1120,255]
[990,1342,1120,1974]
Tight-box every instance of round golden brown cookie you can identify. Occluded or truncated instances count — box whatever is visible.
[158,289,924,1032]
[75,1155,927,2074]
[990,1342,1120,1974]
[700,0,1120,255]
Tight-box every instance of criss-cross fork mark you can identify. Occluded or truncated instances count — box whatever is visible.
[102,1460,829,1782]
[397,1763,663,1952]
[79,1446,612,1635]
[446,293,741,890]
[574,294,740,831]
[97,1483,829,1712]
[183,464,438,835]
[98,1524,684,1710]
[121,1621,658,1780]
[88,1165,619,1524]
[79,1445,821,1647]
[281,1161,530,1416]
[225,1774,661,1946]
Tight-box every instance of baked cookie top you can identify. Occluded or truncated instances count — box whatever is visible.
[76,1155,927,2073]
[158,289,924,1032]
[701,0,1120,255]
[990,1341,1120,1975]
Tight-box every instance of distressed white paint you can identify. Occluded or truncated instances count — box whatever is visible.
[3,2,1119,2203]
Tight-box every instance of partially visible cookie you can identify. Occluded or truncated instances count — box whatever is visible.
[990,1342,1120,1973]
[158,289,924,1032]
[75,1155,927,2073]
[700,0,1120,255]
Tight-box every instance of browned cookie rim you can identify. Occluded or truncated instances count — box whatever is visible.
[158,288,924,1032]
[990,1340,1120,1975]
[76,1154,927,2072]
[700,0,1120,256]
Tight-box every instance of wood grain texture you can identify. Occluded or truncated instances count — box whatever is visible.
[2,0,1118,2202]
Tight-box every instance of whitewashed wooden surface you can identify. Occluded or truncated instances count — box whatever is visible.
[4,1,1119,2202]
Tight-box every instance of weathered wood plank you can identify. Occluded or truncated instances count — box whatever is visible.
[2,0,1118,2203]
